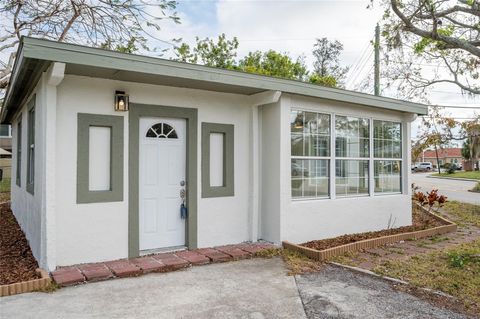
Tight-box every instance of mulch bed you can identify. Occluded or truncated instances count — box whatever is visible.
[302,206,447,251]
[0,203,40,285]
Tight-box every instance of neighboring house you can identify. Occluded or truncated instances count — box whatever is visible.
[1,37,428,271]
[0,124,12,153]
[421,148,462,168]
[0,124,12,180]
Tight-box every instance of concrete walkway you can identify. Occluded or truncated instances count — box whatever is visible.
[1,259,471,318]
[0,258,307,319]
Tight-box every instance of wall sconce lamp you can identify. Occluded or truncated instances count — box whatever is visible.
[114,91,129,111]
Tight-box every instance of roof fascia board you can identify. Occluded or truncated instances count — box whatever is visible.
[1,41,25,122]
[19,37,428,115]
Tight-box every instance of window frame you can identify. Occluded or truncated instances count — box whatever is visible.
[0,124,12,137]
[334,114,371,198]
[372,119,403,195]
[201,122,235,198]
[291,109,332,201]
[77,113,124,204]
[26,96,35,195]
[16,116,22,187]
[290,108,404,201]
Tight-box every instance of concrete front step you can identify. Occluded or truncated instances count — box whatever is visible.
[51,242,275,287]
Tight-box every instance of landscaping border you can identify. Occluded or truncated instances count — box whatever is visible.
[282,204,457,261]
[0,268,52,297]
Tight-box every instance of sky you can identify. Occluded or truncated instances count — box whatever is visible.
[150,0,479,142]
[1,0,475,141]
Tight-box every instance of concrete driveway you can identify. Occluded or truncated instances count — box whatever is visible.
[412,172,479,205]
[0,258,306,319]
[0,259,471,319]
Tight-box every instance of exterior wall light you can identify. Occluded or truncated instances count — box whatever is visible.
[114,91,129,111]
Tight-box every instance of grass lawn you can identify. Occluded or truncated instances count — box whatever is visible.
[0,177,10,192]
[442,201,480,227]
[431,171,480,180]
[374,240,480,312]
[373,201,480,313]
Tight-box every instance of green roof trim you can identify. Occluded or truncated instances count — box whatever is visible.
[1,37,428,123]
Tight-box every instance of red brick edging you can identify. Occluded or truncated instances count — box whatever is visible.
[51,242,274,287]
[0,269,52,297]
[282,204,457,261]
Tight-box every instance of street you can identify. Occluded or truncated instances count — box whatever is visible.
[411,172,479,205]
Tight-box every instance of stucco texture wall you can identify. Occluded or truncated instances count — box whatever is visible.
[55,75,252,266]
[277,94,413,244]
[11,79,45,267]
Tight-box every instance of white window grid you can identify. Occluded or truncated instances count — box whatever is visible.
[291,110,331,199]
[291,109,404,201]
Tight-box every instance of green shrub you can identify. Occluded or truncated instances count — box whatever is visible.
[472,182,480,193]
[447,165,457,174]
[447,251,480,268]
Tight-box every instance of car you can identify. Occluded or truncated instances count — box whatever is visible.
[412,162,433,172]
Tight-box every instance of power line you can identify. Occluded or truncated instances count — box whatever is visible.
[347,50,373,88]
[345,40,372,85]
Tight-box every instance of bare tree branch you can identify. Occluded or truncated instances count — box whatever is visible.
[0,0,180,96]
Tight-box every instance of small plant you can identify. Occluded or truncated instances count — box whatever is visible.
[386,214,397,229]
[471,182,480,193]
[447,251,480,268]
[414,189,447,212]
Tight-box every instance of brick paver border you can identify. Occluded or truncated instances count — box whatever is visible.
[51,242,275,287]
[283,204,457,261]
[0,269,52,297]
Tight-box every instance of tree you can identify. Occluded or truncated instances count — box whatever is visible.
[462,138,471,160]
[308,73,338,87]
[415,107,480,173]
[173,33,239,69]
[238,50,308,81]
[0,0,180,90]
[380,0,480,95]
[173,34,348,87]
[311,38,349,86]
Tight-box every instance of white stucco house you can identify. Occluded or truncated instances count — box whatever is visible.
[1,37,427,271]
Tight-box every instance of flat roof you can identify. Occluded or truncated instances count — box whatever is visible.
[1,37,428,123]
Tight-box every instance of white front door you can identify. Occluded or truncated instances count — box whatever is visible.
[139,117,186,251]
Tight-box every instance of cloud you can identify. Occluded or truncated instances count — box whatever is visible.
[215,0,383,69]
[150,0,479,138]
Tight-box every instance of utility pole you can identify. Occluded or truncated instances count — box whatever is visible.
[374,23,380,96]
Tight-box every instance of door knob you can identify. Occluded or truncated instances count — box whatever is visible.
[180,180,186,186]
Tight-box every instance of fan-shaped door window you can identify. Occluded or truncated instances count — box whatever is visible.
[146,123,178,139]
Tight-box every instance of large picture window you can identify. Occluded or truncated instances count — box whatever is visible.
[374,120,402,194]
[291,110,330,199]
[291,110,403,200]
[335,116,370,197]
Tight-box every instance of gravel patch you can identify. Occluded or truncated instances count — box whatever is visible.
[296,265,472,319]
